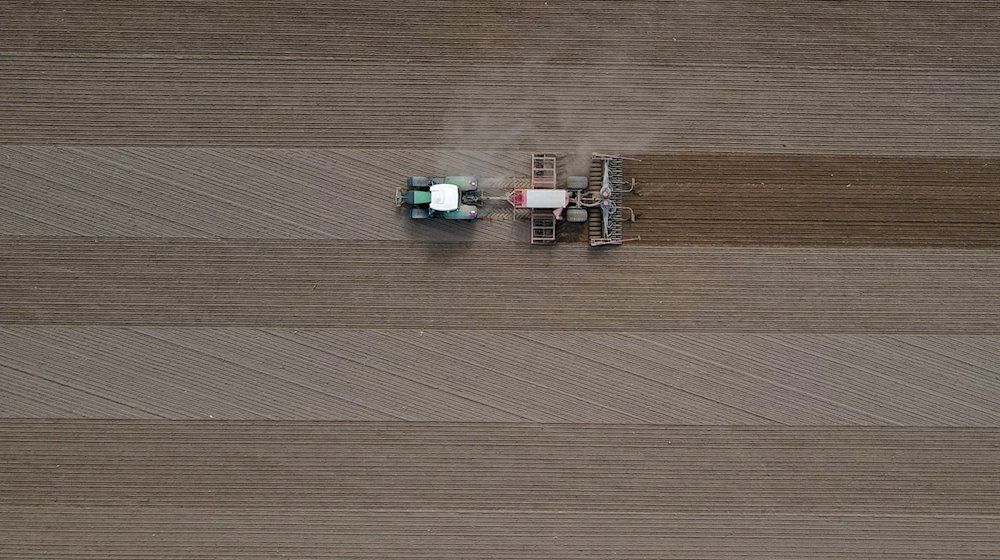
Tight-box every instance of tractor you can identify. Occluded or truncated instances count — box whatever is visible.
[395,176,482,220]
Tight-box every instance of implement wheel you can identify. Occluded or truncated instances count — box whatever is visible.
[566,208,589,223]
[567,176,588,191]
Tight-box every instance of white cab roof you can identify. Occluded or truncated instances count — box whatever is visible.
[429,184,460,211]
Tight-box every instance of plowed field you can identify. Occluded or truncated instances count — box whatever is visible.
[2,1,999,558]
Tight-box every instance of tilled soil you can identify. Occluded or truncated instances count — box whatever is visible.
[2,421,998,559]
[2,3,998,151]
[2,238,998,332]
[3,328,998,425]
[2,1,999,558]
[626,154,1000,246]
[4,148,998,246]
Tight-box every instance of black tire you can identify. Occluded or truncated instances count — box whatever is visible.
[566,208,589,223]
[409,208,430,219]
[407,176,431,188]
[567,176,588,190]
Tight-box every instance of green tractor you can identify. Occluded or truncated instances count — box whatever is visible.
[396,176,482,220]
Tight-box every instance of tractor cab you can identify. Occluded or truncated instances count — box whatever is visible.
[429,184,460,211]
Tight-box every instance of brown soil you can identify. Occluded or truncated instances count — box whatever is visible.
[2,421,998,559]
[2,2,999,558]
[2,237,997,332]
[624,153,1000,246]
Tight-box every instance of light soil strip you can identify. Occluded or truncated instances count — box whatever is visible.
[2,327,999,425]
[0,147,529,241]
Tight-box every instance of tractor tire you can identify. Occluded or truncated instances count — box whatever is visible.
[566,208,589,223]
[567,176,588,190]
[447,176,480,191]
[407,176,431,188]
[409,208,430,219]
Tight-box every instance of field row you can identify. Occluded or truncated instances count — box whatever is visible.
[2,421,998,558]
[4,507,997,560]
[1,238,998,332]
[4,1,998,67]
[4,147,998,245]
[2,54,997,151]
[3,421,997,513]
[0,147,528,240]
[3,328,998,425]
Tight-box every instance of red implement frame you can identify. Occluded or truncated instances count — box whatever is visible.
[531,154,557,189]
[530,211,557,244]
[529,154,558,244]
